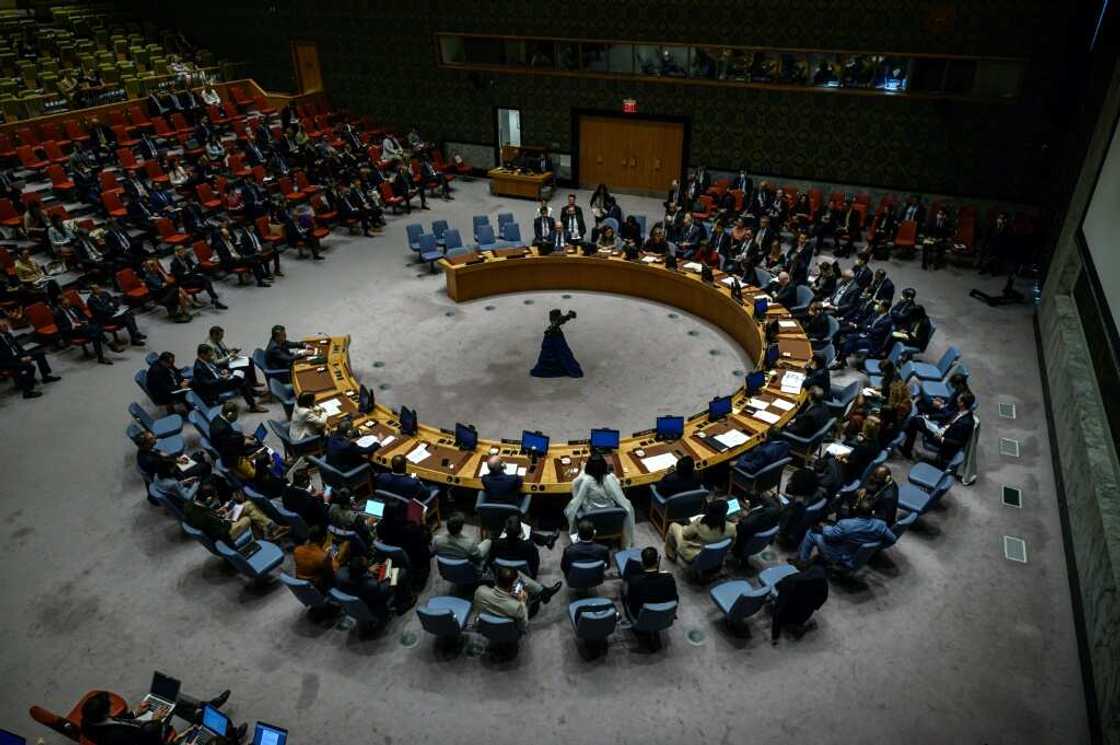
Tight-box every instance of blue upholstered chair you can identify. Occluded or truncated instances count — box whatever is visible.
[709,579,771,634]
[416,596,472,642]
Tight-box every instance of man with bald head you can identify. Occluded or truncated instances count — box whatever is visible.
[480,455,523,506]
[772,270,799,309]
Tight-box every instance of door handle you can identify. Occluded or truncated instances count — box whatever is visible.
[630,156,637,168]
[654,158,662,170]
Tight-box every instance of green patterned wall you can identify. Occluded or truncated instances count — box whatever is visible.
[129,0,1071,201]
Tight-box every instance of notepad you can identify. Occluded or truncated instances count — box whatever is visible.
[683,261,703,272]
[752,409,781,424]
[747,397,771,410]
[228,355,250,369]
[641,256,660,264]
[640,452,679,472]
[355,435,379,448]
[377,434,396,447]
[319,398,343,416]
[770,398,795,411]
[713,429,749,449]
[778,320,798,329]
[780,371,805,394]
[825,443,852,458]
[405,444,431,464]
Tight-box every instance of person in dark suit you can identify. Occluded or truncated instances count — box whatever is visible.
[53,294,121,364]
[894,304,933,352]
[170,246,227,308]
[236,223,281,278]
[193,344,265,411]
[346,178,384,234]
[772,271,800,310]
[208,401,258,471]
[770,562,828,643]
[212,224,272,286]
[979,212,1015,276]
[488,514,540,577]
[265,324,312,371]
[560,519,610,575]
[802,353,831,398]
[280,469,329,529]
[481,456,523,505]
[828,271,862,317]
[621,546,679,627]
[923,208,953,270]
[865,269,894,306]
[731,169,752,196]
[375,454,428,501]
[280,208,324,260]
[901,392,975,467]
[376,498,432,589]
[81,688,241,745]
[532,206,555,246]
[677,214,707,257]
[145,352,187,409]
[560,194,586,243]
[86,283,145,345]
[0,314,59,398]
[788,232,814,286]
[731,495,785,562]
[899,195,925,226]
[325,418,376,472]
[834,200,862,257]
[334,554,394,628]
[863,466,899,526]
[832,302,893,368]
[655,455,702,497]
[781,386,830,439]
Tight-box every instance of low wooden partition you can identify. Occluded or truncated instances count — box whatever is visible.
[293,253,812,497]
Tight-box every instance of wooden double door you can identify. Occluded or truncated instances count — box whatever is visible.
[578,115,684,195]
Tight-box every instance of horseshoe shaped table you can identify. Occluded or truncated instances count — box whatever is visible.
[291,248,812,497]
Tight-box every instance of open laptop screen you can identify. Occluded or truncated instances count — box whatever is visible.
[201,705,231,737]
[252,723,288,745]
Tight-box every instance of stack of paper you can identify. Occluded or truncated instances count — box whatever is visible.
[747,398,770,410]
[319,398,344,416]
[825,443,852,458]
[713,429,749,449]
[479,461,527,477]
[770,398,795,411]
[640,452,679,472]
[405,444,431,464]
[683,261,703,272]
[780,371,805,394]
[720,276,738,287]
[355,435,379,448]
[752,409,781,425]
[641,255,660,264]
[779,320,798,329]
[377,434,397,447]
[228,355,251,369]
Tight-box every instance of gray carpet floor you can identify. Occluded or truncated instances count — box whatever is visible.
[0,179,1089,744]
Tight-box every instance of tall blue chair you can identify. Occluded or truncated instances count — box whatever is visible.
[863,341,904,376]
[476,612,522,657]
[564,560,607,591]
[754,267,772,288]
[735,525,780,563]
[268,419,323,459]
[824,381,860,416]
[496,212,514,228]
[149,483,186,521]
[279,572,332,613]
[436,555,483,589]
[919,362,970,400]
[891,510,920,539]
[730,455,790,496]
[328,588,386,633]
[634,215,647,237]
[776,417,836,462]
[185,390,220,421]
[128,401,183,438]
[626,601,678,649]
[578,507,628,546]
[499,222,521,245]
[252,348,291,384]
[684,537,733,582]
[493,557,531,576]
[309,454,371,495]
[784,497,828,544]
[709,579,771,635]
[909,346,960,381]
[443,228,463,254]
[471,215,490,242]
[373,540,410,569]
[445,246,471,259]
[188,409,212,441]
[613,547,642,577]
[648,486,708,537]
[416,233,443,273]
[272,502,310,544]
[759,564,799,595]
[405,223,425,255]
[268,378,295,418]
[129,422,184,456]
[898,471,953,515]
[568,598,619,654]
[908,451,965,490]
[828,541,882,576]
[182,521,252,556]
[431,219,449,244]
[134,369,154,403]
[216,539,284,583]
[416,596,472,642]
[790,285,814,316]
[474,224,498,251]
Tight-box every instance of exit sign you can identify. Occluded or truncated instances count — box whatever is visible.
[622,98,637,113]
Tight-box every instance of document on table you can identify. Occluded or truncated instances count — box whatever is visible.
[747,398,771,410]
[319,398,343,416]
[479,461,527,477]
[713,429,749,449]
[752,409,781,424]
[641,255,660,263]
[640,452,680,472]
[825,442,852,458]
[229,502,245,521]
[770,397,795,412]
[780,371,805,394]
[228,355,251,369]
[779,320,798,329]
[406,444,431,464]
[355,435,379,448]
[230,370,245,380]
[720,276,738,287]
[683,261,703,272]
[375,434,396,448]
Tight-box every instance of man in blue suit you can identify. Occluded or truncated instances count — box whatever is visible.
[798,493,896,569]
[832,301,893,369]
[375,454,429,502]
[480,456,523,505]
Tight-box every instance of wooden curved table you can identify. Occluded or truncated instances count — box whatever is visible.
[291,250,812,496]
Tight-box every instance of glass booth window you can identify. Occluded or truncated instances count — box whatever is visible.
[439,36,466,65]
[463,37,505,66]
[780,53,811,85]
[749,50,779,83]
[810,53,842,87]
[581,43,634,74]
[526,40,554,68]
[635,45,688,77]
[556,41,579,70]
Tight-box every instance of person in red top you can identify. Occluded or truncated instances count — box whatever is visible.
[693,238,722,268]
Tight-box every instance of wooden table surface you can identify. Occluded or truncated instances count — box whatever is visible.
[292,252,811,495]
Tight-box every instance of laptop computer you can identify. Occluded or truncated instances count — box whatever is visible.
[186,704,231,745]
[252,722,289,745]
[0,729,26,745]
[138,670,180,721]
[362,499,385,519]
[726,497,742,518]
[253,422,268,443]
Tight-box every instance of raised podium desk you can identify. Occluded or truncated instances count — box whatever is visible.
[487,167,553,199]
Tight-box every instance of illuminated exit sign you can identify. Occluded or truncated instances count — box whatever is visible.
[622,98,637,113]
